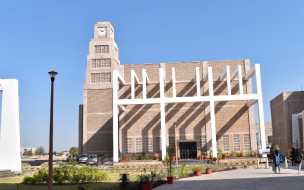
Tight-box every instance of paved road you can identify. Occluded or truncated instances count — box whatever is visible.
[154,164,304,190]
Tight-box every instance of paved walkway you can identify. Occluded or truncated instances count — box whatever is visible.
[154,164,304,190]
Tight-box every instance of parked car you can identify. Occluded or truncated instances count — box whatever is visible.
[86,155,98,166]
[67,155,79,162]
[78,154,89,163]
[97,154,109,165]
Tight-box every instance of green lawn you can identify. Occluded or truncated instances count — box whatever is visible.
[0,172,144,190]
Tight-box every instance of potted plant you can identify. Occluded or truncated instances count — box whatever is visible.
[192,166,203,176]
[206,168,212,174]
[254,150,257,157]
[231,151,236,157]
[119,157,123,162]
[240,151,244,157]
[172,156,176,161]
[217,157,221,165]
[137,174,153,190]
[153,154,159,160]
[204,154,207,160]
[218,153,222,160]
[164,154,169,167]
[198,155,202,160]
[124,155,128,161]
[166,146,175,184]
[244,165,247,169]
[209,149,213,160]
[197,147,201,158]
[223,152,227,158]
[212,157,217,164]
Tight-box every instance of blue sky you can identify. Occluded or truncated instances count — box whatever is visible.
[0,0,303,152]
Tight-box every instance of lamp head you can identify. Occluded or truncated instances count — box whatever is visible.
[48,71,58,80]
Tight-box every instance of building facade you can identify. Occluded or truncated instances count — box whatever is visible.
[270,91,304,152]
[255,122,273,145]
[79,22,268,161]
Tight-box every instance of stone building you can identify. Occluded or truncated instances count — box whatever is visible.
[79,22,268,161]
[255,122,273,145]
[20,147,36,156]
[270,91,304,152]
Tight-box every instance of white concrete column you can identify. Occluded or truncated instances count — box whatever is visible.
[195,67,201,97]
[0,79,21,172]
[292,114,300,148]
[131,70,135,99]
[142,69,147,99]
[226,66,231,96]
[238,65,243,95]
[255,64,266,150]
[113,71,119,162]
[159,68,166,160]
[172,68,176,98]
[207,67,217,158]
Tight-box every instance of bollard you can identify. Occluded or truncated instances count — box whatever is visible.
[257,158,259,168]
[285,157,288,168]
[266,158,269,169]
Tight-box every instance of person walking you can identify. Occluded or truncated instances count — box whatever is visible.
[295,149,302,174]
[291,148,296,166]
[273,149,281,174]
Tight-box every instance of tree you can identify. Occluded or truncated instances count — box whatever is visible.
[69,147,78,155]
[35,146,45,155]
[59,152,63,156]
[23,151,33,156]
[53,151,57,155]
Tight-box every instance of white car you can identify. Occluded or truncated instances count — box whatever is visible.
[78,154,89,163]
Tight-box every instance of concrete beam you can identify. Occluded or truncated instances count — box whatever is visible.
[244,64,256,81]
[247,99,258,107]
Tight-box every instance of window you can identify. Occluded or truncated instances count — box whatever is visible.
[92,59,111,68]
[146,138,152,153]
[223,135,230,152]
[244,134,250,151]
[126,138,131,153]
[156,137,162,154]
[91,73,111,83]
[169,137,175,147]
[233,134,240,151]
[102,45,109,53]
[201,135,206,152]
[136,138,142,153]
[95,45,109,53]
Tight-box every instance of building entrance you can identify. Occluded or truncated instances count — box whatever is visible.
[179,142,197,159]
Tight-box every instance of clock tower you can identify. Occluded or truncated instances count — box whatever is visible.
[81,22,123,157]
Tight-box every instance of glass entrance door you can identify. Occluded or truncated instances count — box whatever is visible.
[179,142,197,159]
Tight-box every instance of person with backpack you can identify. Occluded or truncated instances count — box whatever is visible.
[273,149,281,174]
[295,149,302,174]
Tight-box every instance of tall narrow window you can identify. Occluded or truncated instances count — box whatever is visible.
[223,135,230,152]
[136,138,142,153]
[156,137,162,154]
[233,134,240,151]
[146,138,152,153]
[201,135,206,152]
[169,137,175,147]
[244,134,251,151]
[126,138,131,153]
[95,45,101,53]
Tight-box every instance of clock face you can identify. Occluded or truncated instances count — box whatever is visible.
[111,29,114,38]
[98,27,107,36]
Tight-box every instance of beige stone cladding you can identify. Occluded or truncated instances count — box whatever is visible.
[270,91,304,152]
[119,60,254,158]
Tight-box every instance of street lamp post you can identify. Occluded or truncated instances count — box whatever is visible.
[174,122,178,167]
[48,71,58,190]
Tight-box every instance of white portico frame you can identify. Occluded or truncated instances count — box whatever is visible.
[292,111,304,149]
[112,64,266,162]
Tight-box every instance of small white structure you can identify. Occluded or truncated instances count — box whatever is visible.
[112,64,267,162]
[292,111,304,149]
[0,79,21,172]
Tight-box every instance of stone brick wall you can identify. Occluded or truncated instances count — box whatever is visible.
[270,91,304,152]
[118,60,252,158]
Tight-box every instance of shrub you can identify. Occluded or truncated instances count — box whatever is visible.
[179,164,189,178]
[212,157,217,161]
[23,176,31,184]
[22,163,31,166]
[240,151,244,155]
[192,166,203,172]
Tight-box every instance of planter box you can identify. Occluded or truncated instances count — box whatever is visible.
[142,184,152,190]
[167,177,173,184]
[206,168,212,174]
[194,170,201,176]
[125,158,128,161]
